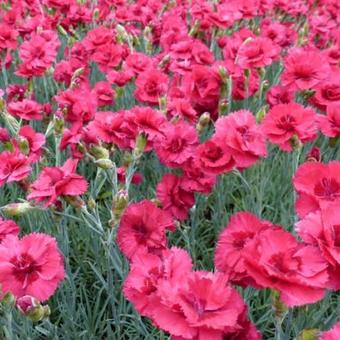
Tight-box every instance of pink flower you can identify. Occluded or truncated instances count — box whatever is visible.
[261,103,318,151]
[281,48,330,91]
[123,247,192,316]
[0,217,20,243]
[293,162,340,218]
[27,159,88,207]
[0,149,31,187]
[157,174,195,221]
[150,271,250,339]
[7,99,43,121]
[117,200,175,260]
[295,201,340,290]
[196,136,235,175]
[214,110,267,168]
[0,233,65,301]
[215,212,273,285]
[320,322,340,340]
[318,103,340,138]
[19,125,46,162]
[243,228,328,307]
[154,121,198,168]
[236,37,279,69]
[134,69,168,105]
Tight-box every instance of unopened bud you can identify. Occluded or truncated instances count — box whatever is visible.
[133,134,147,158]
[256,105,268,123]
[63,195,85,209]
[90,145,110,160]
[298,329,319,340]
[271,289,288,319]
[1,202,36,217]
[19,137,30,155]
[95,158,114,169]
[111,190,129,224]
[196,112,211,132]
[57,25,68,37]
[17,295,50,323]
[289,135,303,151]
[54,118,64,136]
[2,292,16,308]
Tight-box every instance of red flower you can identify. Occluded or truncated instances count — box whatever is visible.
[92,81,115,107]
[243,228,328,307]
[157,174,195,221]
[281,48,330,91]
[266,85,294,107]
[318,103,340,138]
[0,217,20,243]
[0,23,18,51]
[123,247,192,316]
[127,106,167,142]
[182,65,221,119]
[116,200,175,260]
[320,322,340,340]
[8,99,43,121]
[0,149,31,187]
[215,212,273,285]
[295,201,340,290]
[0,233,65,301]
[261,103,317,151]
[311,70,340,111]
[293,162,340,218]
[150,271,249,339]
[134,69,168,105]
[19,125,45,162]
[16,30,60,77]
[27,159,88,207]
[236,37,279,69]
[214,110,267,168]
[181,159,217,194]
[154,121,198,168]
[197,136,235,175]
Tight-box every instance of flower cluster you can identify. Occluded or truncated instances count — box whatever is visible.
[0,0,339,337]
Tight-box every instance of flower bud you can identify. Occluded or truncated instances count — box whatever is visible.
[271,289,288,319]
[133,134,147,158]
[196,112,211,132]
[298,329,319,340]
[289,135,303,151]
[1,202,36,217]
[1,292,16,308]
[89,145,110,160]
[256,105,268,123]
[306,147,321,162]
[17,296,51,323]
[54,118,64,136]
[111,190,129,225]
[94,158,114,169]
[18,137,30,155]
[64,195,85,209]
